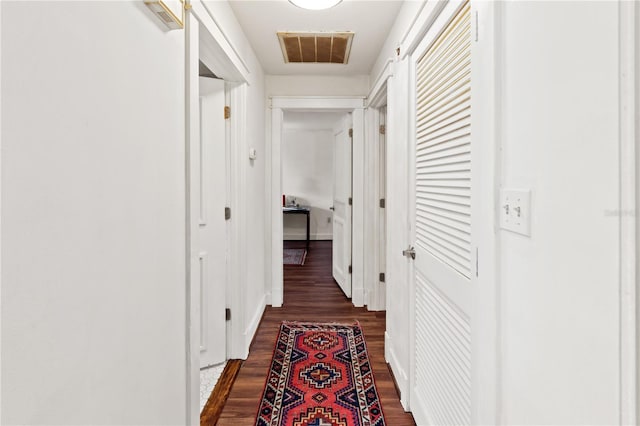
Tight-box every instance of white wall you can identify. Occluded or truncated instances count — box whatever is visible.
[282,112,342,241]
[499,2,621,423]
[1,2,186,424]
[266,75,369,97]
[243,67,266,346]
[369,1,424,86]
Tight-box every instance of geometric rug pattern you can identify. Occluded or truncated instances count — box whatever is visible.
[255,322,386,425]
[283,248,307,265]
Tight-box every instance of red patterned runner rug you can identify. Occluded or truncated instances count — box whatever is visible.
[256,322,386,426]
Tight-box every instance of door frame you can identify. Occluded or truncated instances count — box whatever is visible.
[0,5,3,422]
[185,2,248,425]
[620,0,638,423]
[267,97,366,308]
[365,63,393,311]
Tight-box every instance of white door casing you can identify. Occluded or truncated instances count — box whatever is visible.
[409,2,474,424]
[268,97,366,308]
[366,60,394,313]
[197,77,227,369]
[186,16,201,422]
[620,0,639,423]
[332,115,352,297]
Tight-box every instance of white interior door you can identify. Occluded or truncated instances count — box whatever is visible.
[196,77,227,369]
[332,115,352,297]
[409,2,473,424]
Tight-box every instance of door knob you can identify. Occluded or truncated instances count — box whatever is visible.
[402,246,416,259]
[329,206,335,211]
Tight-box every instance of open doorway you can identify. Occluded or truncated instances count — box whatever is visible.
[185,8,250,423]
[280,111,354,299]
[281,111,343,262]
[188,31,230,415]
[268,97,366,308]
[194,72,228,410]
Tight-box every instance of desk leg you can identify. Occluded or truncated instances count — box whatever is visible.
[306,212,310,252]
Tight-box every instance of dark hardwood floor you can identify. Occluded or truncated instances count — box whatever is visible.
[215,240,415,425]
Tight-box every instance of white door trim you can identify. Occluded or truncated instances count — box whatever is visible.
[269,108,284,307]
[368,59,394,107]
[191,0,249,83]
[185,5,248,425]
[267,96,366,308]
[470,2,501,423]
[185,16,200,423]
[620,1,638,423]
[0,3,3,421]
[364,72,391,311]
[363,107,380,309]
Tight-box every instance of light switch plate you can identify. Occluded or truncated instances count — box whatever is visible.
[499,189,531,236]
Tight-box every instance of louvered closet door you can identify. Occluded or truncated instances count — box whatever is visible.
[411,2,472,425]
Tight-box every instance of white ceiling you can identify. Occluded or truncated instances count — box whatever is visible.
[228,0,403,75]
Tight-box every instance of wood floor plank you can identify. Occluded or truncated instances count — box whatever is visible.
[216,240,415,425]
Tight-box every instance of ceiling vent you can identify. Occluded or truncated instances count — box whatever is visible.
[277,32,354,64]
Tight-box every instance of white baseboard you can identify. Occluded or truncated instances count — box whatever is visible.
[243,294,266,357]
[283,232,333,241]
[385,331,409,410]
[410,396,431,426]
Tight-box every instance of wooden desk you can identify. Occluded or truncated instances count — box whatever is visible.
[283,206,310,251]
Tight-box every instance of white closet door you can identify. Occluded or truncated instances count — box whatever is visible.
[410,2,473,424]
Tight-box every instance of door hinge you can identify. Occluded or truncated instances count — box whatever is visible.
[348,197,353,206]
[379,198,385,208]
[475,247,479,277]
[348,128,353,138]
[348,265,352,274]
[379,272,385,282]
[379,124,386,135]
[224,106,231,119]
[225,308,231,321]
[225,207,231,220]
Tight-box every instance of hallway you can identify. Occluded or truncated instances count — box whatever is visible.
[1,2,637,424]
[216,241,415,425]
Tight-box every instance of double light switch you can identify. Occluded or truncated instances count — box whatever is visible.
[499,189,531,236]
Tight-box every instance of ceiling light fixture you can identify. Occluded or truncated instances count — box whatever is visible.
[288,0,342,11]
